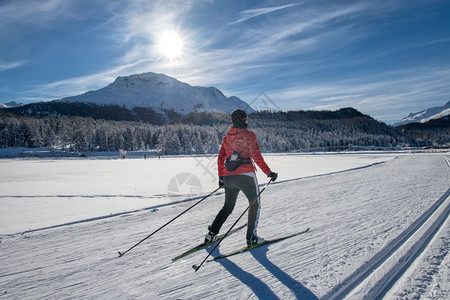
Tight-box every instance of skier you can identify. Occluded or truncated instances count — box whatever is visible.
[205,109,278,246]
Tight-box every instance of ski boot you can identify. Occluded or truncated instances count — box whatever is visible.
[247,234,265,246]
[204,226,218,243]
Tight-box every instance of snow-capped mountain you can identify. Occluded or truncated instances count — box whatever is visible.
[58,72,254,115]
[0,101,24,108]
[393,101,450,127]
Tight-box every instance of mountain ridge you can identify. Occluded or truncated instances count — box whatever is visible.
[1,72,255,123]
[58,72,254,116]
[0,101,24,109]
[393,101,450,127]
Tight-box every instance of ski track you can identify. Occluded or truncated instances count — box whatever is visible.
[324,155,449,299]
[0,153,449,299]
[324,187,449,299]
[385,203,450,300]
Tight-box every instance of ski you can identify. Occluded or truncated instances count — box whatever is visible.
[208,227,310,262]
[172,223,247,261]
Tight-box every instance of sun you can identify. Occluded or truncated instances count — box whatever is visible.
[157,30,184,61]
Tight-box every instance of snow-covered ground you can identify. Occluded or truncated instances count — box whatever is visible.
[0,152,393,234]
[0,151,448,299]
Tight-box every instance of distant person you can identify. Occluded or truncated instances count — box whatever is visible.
[205,109,278,246]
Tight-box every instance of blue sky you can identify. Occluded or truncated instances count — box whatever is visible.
[1,0,449,124]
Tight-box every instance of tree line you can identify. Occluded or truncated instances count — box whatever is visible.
[0,110,447,155]
[0,113,226,154]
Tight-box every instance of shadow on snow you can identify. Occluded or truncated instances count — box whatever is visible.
[208,244,318,299]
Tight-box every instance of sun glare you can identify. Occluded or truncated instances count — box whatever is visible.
[157,30,184,61]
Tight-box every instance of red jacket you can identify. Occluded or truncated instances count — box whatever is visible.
[218,127,271,176]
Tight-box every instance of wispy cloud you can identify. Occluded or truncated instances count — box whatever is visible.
[168,2,373,87]
[229,3,300,25]
[0,60,26,72]
[0,0,73,33]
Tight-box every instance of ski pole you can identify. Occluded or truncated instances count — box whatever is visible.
[192,179,273,272]
[118,186,221,258]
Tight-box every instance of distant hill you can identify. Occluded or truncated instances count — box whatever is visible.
[396,115,449,147]
[0,101,24,109]
[391,101,449,147]
[393,101,450,127]
[2,101,169,125]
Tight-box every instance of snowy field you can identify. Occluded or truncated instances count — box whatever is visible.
[0,151,449,299]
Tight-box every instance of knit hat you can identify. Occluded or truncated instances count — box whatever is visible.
[231,109,248,129]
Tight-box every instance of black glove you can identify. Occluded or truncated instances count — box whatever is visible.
[219,176,224,188]
[268,172,278,182]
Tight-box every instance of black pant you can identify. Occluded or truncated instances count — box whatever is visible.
[210,174,261,240]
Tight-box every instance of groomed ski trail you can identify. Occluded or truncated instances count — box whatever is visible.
[324,188,450,299]
[324,155,450,299]
[0,153,448,299]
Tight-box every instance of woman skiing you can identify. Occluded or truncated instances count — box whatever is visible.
[205,109,278,246]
